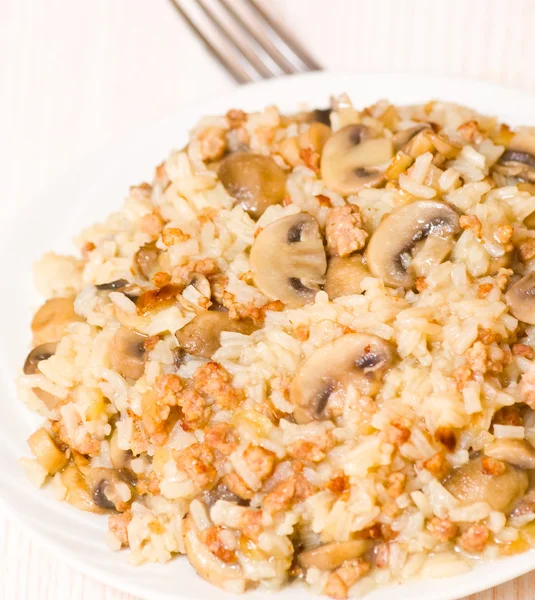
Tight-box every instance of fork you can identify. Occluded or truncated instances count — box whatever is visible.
[168,0,322,84]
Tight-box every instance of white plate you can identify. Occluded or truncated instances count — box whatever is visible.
[2,72,535,600]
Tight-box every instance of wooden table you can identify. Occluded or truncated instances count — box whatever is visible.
[2,0,535,597]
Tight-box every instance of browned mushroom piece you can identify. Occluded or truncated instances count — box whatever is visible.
[366,200,460,289]
[392,123,432,152]
[494,133,535,183]
[290,333,395,423]
[23,342,61,409]
[31,296,83,346]
[250,213,327,308]
[320,125,393,195]
[218,152,288,219]
[443,455,528,513]
[27,427,68,474]
[109,327,148,380]
[297,540,371,571]
[61,465,107,514]
[176,311,257,358]
[505,272,535,324]
[134,241,160,280]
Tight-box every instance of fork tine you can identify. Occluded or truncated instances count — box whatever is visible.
[197,0,275,79]
[168,0,253,84]
[218,0,298,75]
[246,0,322,71]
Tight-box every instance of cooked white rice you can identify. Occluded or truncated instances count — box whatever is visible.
[19,96,535,598]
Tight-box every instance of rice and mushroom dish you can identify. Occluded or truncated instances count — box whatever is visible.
[18,93,535,598]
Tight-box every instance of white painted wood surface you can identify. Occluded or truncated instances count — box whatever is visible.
[2,0,535,598]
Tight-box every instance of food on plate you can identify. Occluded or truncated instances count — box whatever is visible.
[18,94,535,597]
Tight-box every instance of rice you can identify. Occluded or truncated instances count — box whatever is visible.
[18,95,535,597]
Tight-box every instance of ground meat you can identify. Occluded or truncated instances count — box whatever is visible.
[299,147,320,172]
[237,510,263,541]
[205,423,238,456]
[481,456,506,476]
[459,214,482,237]
[140,212,164,237]
[384,420,411,445]
[193,362,244,409]
[197,127,227,162]
[517,238,535,262]
[326,474,349,494]
[465,341,489,373]
[457,120,484,144]
[521,366,535,409]
[222,472,254,500]
[226,108,247,128]
[452,364,474,390]
[513,343,535,359]
[108,511,132,547]
[323,559,370,599]
[428,517,457,542]
[477,326,501,345]
[420,452,451,479]
[151,271,171,288]
[174,443,217,491]
[129,417,150,455]
[141,374,182,443]
[179,389,211,430]
[325,205,368,257]
[294,324,310,341]
[262,474,314,513]
[493,223,514,247]
[243,445,276,482]
[200,526,237,563]
[287,435,333,463]
[458,524,490,553]
[415,276,428,292]
[50,417,101,457]
[386,472,406,498]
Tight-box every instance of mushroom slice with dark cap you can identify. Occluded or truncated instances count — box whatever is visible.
[484,438,535,469]
[443,455,528,513]
[324,255,370,299]
[218,152,287,219]
[23,342,61,409]
[505,271,535,324]
[366,200,460,289]
[494,133,535,183]
[392,123,432,152]
[250,213,327,307]
[176,311,257,359]
[290,333,395,423]
[320,125,393,195]
[134,241,160,280]
[297,540,371,571]
[109,327,148,380]
[86,468,134,511]
[183,510,244,589]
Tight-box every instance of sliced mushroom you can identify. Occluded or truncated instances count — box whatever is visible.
[505,271,535,324]
[31,296,83,346]
[494,133,535,183]
[320,125,393,195]
[86,467,134,511]
[484,438,535,469]
[61,465,107,514]
[297,540,371,571]
[324,255,370,299]
[183,512,244,590]
[23,342,61,409]
[290,333,395,423]
[109,327,148,380]
[366,200,460,289]
[176,311,257,358]
[134,241,160,280]
[250,213,327,307]
[95,279,129,291]
[443,455,528,513]
[218,152,287,219]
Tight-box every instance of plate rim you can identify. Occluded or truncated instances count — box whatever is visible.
[4,70,535,600]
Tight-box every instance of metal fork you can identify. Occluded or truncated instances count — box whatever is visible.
[168,0,321,84]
